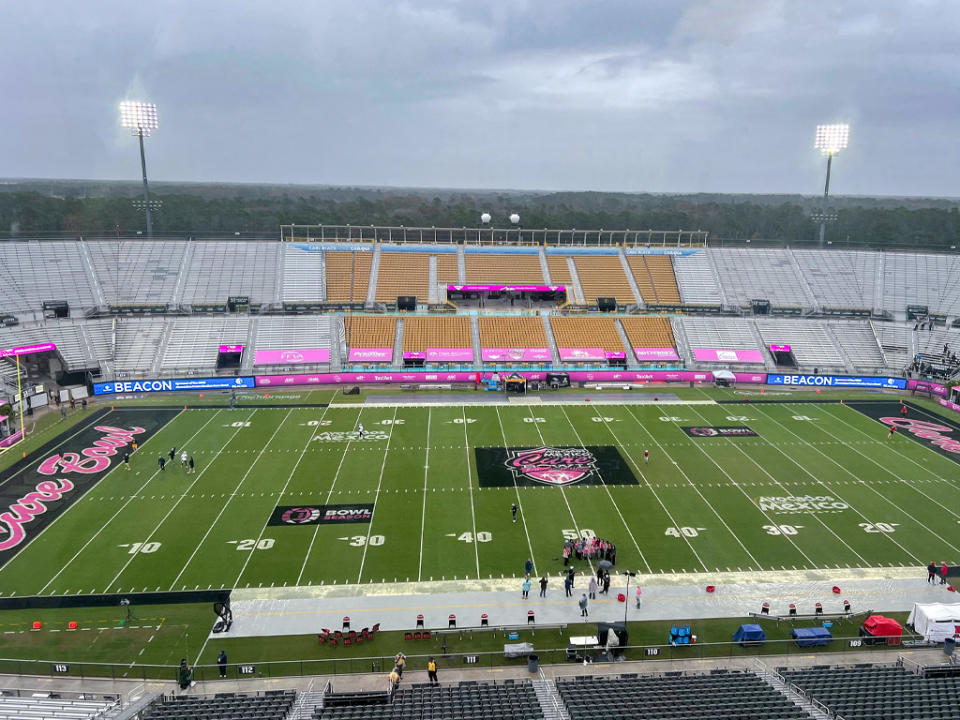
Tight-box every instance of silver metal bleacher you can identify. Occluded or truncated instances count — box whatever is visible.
[0,241,98,318]
[708,249,812,308]
[673,251,723,305]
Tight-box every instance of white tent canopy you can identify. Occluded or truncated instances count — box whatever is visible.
[907,602,960,642]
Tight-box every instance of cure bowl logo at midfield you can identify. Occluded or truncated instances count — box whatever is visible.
[0,425,145,552]
[504,446,598,486]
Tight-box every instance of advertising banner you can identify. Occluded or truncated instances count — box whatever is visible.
[402,352,426,360]
[693,348,765,364]
[0,343,56,358]
[0,408,179,566]
[93,376,255,395]
[634,347,680,361]
[734,373,768,383]
[940,399,960,415]
[427,348,473,362]
[253,349,330,365]
[559,348,606,361]
[447,285,564,293]
[481,348,552,362]
[767,374,907,389]
[605,351,626,360]
[347,347,393,362]
[907,379,949,397]
[769,344,792,353]
[218,345,244,353]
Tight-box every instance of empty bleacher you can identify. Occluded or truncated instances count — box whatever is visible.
[436,254,460,285]
[282,244,326,302]
[402,316,472,354]
[780,663,960,720]
[626,256,681,304]
[114,319,166,374]
[619,317,678,355]
[345,316,396,348]
[875,323,914,370]
[88,241,186,306]
[549,316,624,353]
[830,321,886,371]
[376,252,432,303]
[557,671,807,720]
[144,690,294,720]
[325,251,373,303]
[682,317,761,351]
[478,316,549,350]
[755,319,847,370]
[673,251,723,305]
[0,692,118,720]
[882,252,960,318]
[159,317,249,372]
[568,256,636,305]
[0,321,96,371]
[463,253,545,285]
[793,250,878,310]
[317,680,543,720]
[0,241,98,316]
[710,249,812,308]
[180,242,280,305]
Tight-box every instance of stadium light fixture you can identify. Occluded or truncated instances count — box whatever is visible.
[119,101,159,238]
[813,123,849,248]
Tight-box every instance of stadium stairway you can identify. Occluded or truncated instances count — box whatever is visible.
[670,317,693,366]
[539,249,552,285]
[705,250,730,308]
[747,320,777,371]
[823,323,856,373]
[614,319,640,369]
[79,240,107,307]
[456,246,466,283]
[532,677,570,720]
[290,689,327,720]
[366,245,382,306]
[171,242,194,306]
[428,256,439,303]
[541,315,561,365]
[756,666,831,720]
[392,318,404,366]
[470,316,482,365]
[617,250,645,306]
[787,249,819,310]
[565,258,585,305]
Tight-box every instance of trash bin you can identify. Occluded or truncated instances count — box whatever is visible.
[527,654,539,673]
[944,637,956,658]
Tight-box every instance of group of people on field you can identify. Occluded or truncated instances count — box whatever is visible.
[562,536,616,566]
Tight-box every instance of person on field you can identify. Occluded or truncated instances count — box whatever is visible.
[188,456,195,474]
[217,650,228,678]
[524,557,533,576]
[635,585,643,609]
[131,440,138,452]
[901,404,908,418]
[601,571,611,595]
[941,561,949,585]
[511,503,518,523]
[539,576,548,598]
[928,561,938,583]
[644,449,649,464]
[169,447,176,462]
[521,578,531,599]
[158,456,166,471]
[180,450,188,468]
[564,575,573,597]
[579,593,589,617]
[427,657,439,684]
[123,452,130,471]
[588,576,597,600]
[357,423,365,439]
[887,425,897,440]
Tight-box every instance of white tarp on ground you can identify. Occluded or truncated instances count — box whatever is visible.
[907,602,960,642]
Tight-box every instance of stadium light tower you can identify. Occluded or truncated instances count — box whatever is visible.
[814,123,849,248]
[120,101,159,237]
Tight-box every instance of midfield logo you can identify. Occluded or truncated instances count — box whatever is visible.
[475,445,637,488]
[504,447,598,487]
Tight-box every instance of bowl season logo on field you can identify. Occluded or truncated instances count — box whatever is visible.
[269,504,374,526]
[504,446,597,486]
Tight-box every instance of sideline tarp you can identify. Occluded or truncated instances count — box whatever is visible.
[732,624,766,646]
[862,615,903,638]
[907,603,960,642]
[792,627,832,647]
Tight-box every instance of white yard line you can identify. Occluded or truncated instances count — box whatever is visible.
[750,404,923,564]
[493,406,537,577]
[597,412,708,572]
[689,407,869,567]
[557,406,651,574]
[37,409,213,595]
[295,409,364,586]
[681,405,816,568]
[167,409,295,590]
[524,406,595,577]
[104,410,253,592]
[626,404,764,570]
[462,407,481,580]
[232,406,332,589]
[416,408,432,582]
[355,407,399,584]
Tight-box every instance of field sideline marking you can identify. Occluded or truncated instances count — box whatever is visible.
[416,408,432,582]
[598,412,707,571]
[690,405,869,566]
[493,407,537,577]
[104,410,255,593]
[627,405,763,569]
[682,404,817,567]
[295,407,362,586]
[355,407,399,584]
[462,406,481,580]
[168,409,295,591]
[558,406,652,574]
[749,404,923,564]
[36,408,213,595]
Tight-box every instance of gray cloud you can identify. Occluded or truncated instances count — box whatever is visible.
[1,0,958,196]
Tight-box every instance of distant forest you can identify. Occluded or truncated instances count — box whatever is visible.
[0,179,958,249]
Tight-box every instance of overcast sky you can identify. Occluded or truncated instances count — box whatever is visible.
[2,0,959,196]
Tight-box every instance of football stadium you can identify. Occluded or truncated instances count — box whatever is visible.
[4,3,960,718]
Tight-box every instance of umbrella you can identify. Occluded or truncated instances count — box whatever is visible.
[597,560,613,570]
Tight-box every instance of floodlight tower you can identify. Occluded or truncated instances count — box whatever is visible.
[120,101,159,237]
[814,124,849,248]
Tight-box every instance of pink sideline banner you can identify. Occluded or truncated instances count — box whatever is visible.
[0,343,56,358]
[736,373,768,383]
[908,379,949,397]
[481,348,551,362]
[0,431,23,448]
[559,348,606,361]
[693,348,765,364]
[939,398,960,414]
[448,285,564,293]
[634,347,680,361]
[427,348,473,362]
[348,347,393,362]
[605,351,626,360]
[769,344,792,353]
[253,349,330,365]
[218,345,244,353]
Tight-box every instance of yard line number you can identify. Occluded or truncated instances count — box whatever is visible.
[120,542,161,554]
[562,529,596,540]
[229,538,275,551]
[859,522,899,534]
[339,535,385,546]
[456,531,492,543]
[664,527,705,538]
[763,524,803,536]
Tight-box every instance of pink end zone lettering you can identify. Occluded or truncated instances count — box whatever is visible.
[880,417,960,455]
[37,425,145,476]
[0,479,74,551]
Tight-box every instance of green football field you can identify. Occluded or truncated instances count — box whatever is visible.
[1,397,959,597]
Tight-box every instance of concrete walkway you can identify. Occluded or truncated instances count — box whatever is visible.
[219,567,950,639]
